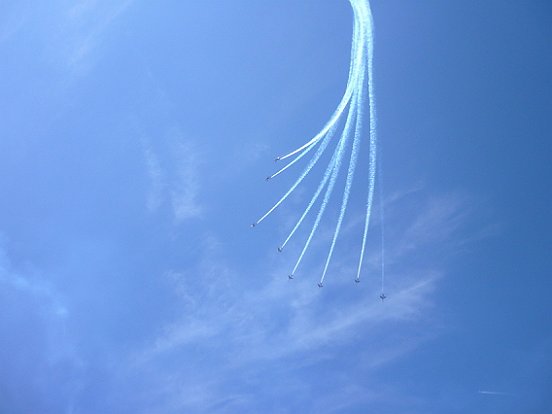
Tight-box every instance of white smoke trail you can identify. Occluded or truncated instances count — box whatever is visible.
[278,6,366,250]
[290,134,348,277]
[254,3,365,227]
[254,0,380,288]
[253,127,335,226]
[276,5,363,162]
[279,142,339,251]
[355,0,377,282]
[267,136,319,181]
[378,133,385,293]
[319,50,366,285]
[319,0,368,284]
[290,93,357,278]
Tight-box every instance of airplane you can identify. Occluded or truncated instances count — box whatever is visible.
[288,274,294,280]
[277,247,283,252]
[354,278,360,283]
[380,293,386,301]
[318,282,324,288]
[265,176,271,181]
[250,222,256,228]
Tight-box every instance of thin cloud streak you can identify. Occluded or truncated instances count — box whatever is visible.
[143,143,165,212]
[171,140,203,222]
[478,390,513,396]
[139,131,203,221]
[64,0,135,72]
[0,244,68,318]
[0,240,85,412]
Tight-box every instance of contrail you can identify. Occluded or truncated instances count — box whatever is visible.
[478,390,512,396]
[266,135,319,181]
[320,56,366,285]
[355,0,377,283]
[253,0,383,289]
[252,127,335,226]
[291,114,353,278]
[279,138,339,252]
[275,6,363,163]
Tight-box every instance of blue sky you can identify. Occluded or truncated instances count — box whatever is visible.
[0,0,550,413]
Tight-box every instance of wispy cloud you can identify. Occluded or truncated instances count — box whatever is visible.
[115,186,479,411]
[0,3,28,44]
[0,236,85,412]
[0,241,68,318]
[63,0,135,72]
[140,130,203,222]
[170,139,203,222]
[402,192,470,246]
[9,0,136,76]
[142,140,165,212]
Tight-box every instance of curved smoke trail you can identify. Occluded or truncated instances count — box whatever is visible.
[253,0,381,290]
